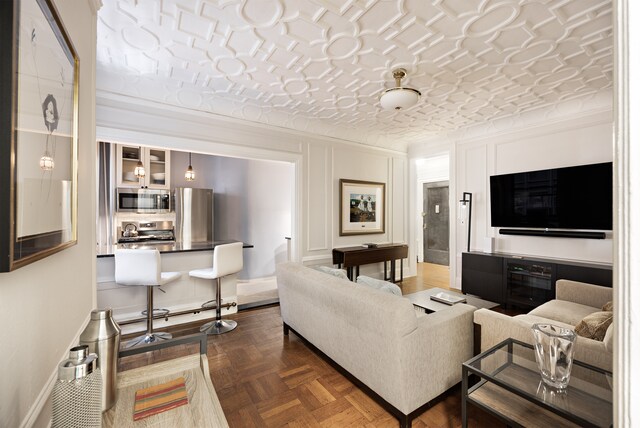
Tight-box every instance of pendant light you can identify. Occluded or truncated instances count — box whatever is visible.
[133,146,145,179]
[380,68,421,110]
[185,152,195,181]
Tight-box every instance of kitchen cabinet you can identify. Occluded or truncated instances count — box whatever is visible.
[116,145,171,189]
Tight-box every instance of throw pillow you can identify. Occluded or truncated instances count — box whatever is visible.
[602,301,613,312]
[313,265,349,280]
[575,311,613,341]
[356,275,402,296]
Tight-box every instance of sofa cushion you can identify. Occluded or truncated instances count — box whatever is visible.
[602,301,613,312]
[575,311,613,341]
[556,280,613,309]
[528,300,598,326]
[513,314,576,331]
[356,275,402,296]
[313,265,349,280]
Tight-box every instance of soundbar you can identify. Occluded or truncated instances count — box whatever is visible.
[499,229,606,239]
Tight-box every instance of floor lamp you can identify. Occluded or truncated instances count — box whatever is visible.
[460,192,472,252]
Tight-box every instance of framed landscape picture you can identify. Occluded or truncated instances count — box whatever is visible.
[339,179,385,236]
[0,0,79,271]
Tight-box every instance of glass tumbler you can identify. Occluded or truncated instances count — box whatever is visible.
[531,323,577,389]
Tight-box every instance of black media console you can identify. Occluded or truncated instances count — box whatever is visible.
[461,252,612,310]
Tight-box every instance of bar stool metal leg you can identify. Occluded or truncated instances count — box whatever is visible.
[125,286,172,348]
[200,278,237,335]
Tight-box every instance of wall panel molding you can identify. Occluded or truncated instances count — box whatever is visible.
[306,144,329,252]
[301,254,332,264]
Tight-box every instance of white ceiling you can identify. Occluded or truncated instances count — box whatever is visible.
[96,0,613,151]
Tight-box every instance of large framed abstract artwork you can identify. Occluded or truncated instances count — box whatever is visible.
[339,179,385,236]
[0,0,79,272]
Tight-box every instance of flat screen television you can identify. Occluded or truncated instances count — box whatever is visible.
[490,162,613,230]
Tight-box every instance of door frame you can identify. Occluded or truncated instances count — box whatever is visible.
[613,0,639,423]
[410,149,455,288]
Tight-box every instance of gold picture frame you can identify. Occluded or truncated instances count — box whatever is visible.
[0,0,79,271]
[339,179,385,236]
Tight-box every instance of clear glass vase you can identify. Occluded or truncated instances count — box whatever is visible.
[531,323,577,389]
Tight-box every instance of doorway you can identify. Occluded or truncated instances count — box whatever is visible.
[415,154,451,290]
[423,182,449,265]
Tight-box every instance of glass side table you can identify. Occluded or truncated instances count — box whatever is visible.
[462,338,612,428]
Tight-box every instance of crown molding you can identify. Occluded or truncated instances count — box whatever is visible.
[409,89,613,151]
[96,90,409,156]
[88,0,102,14]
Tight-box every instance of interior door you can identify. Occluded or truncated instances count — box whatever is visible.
[423,182,449,265]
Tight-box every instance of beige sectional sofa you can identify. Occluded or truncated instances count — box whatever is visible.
[474,279,613,371]
[276,262,476,427]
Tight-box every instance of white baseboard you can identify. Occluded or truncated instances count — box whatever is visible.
[300,254,332,264]
[20,313,91,428]
[114,299,237,335]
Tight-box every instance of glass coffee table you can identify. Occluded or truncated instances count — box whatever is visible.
[462,338,612,428]
[405,288,499,313]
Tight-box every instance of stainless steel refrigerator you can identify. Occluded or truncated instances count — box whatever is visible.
[175,187,213,243]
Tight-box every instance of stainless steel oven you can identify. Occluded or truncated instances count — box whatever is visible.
[117,221,175,243]
[116,188,170,213]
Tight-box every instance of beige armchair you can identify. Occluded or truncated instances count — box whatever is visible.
[474,279,613,371]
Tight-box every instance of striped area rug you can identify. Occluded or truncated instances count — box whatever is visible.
[133,377,189,421]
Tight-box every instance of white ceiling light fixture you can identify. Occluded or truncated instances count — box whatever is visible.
[380,68,421,111]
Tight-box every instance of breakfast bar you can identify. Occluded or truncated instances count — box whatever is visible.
[96,240,253,258]
[96,241,253,335]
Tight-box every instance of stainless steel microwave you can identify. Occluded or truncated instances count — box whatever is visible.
[116,188,171,213]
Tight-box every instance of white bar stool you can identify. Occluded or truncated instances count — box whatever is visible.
[114,249,181,347]
[189,242,243,335]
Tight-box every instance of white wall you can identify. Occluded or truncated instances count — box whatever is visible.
[457,113,613,263]
[415,155,449,184]
[212,157,293,279]
[0,1,98,426]
[171,152,294,280]
[412,110,613,288]
[170,151,217,190]
[96,95,410,280]
[302,142,409,276]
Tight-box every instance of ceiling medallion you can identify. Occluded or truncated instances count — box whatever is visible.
[380,68,421,111]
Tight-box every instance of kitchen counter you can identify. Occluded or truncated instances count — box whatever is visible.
[96,240,253,257]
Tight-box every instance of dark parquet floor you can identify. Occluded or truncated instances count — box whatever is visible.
[119,304,504,427]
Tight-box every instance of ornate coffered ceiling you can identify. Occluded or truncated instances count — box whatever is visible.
[96,0,613,151]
